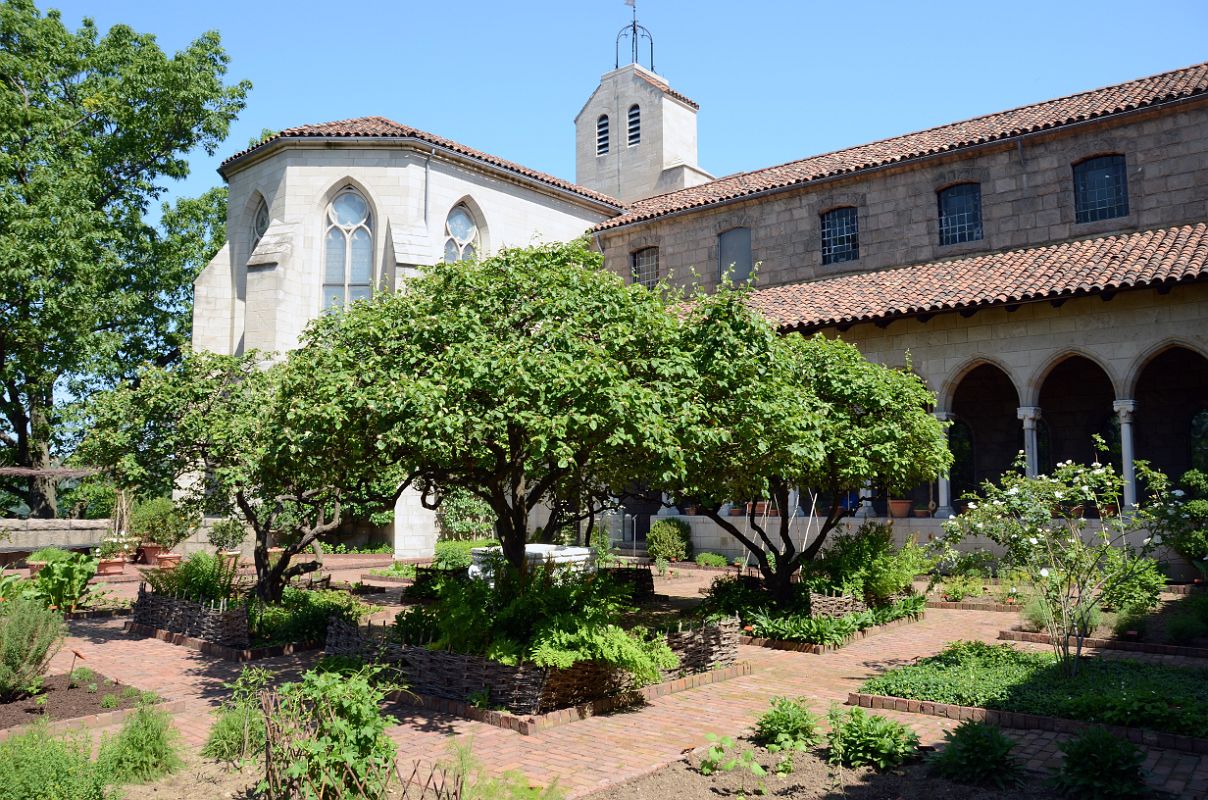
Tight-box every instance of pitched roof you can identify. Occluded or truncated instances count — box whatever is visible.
[749,223,1208,332]
[596,61,1208,231]
[635,70,699,110]
[220,117,623,209]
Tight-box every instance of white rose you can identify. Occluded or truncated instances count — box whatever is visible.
[1029,537,1038,545]
[1040,568,1050,578]
[967,502,977,510]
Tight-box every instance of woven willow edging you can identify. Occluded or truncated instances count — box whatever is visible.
[387,662,753,735]
[927,600,1021,613]
[325,616,739,715]
[739,612,926,654]
[125,622,322,662]
[132,585,250,647]
[998,629,1208,659]
[847,691,1208,755]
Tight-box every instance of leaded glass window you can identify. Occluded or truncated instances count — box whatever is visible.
[252,200,269,249]
[820,207,859,265]
[938,183,983,245]
[444,205,479,262]
[322,189,373,310]
[1074,154,1129,223]
[627,104,640,147]
[631,247,658,288]
[718,227,752,283]
[596,115,610,156]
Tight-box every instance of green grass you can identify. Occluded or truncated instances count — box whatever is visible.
[369,562,417,579]
[861,640,1208,737]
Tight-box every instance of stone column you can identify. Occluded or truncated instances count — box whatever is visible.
[934,411,955,518]
[1017,406,1043,477]
[1114,399,1138,509]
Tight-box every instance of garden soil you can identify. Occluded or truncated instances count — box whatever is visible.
[0,673,141,730]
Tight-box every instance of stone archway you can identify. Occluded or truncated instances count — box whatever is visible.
[1134,346,1208,480]
[1037,356,1116,470]
[950,364,1021,501]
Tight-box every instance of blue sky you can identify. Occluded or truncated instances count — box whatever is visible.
[45,0,1208,209]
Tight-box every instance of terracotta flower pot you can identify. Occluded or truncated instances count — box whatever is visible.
[728,504,747,517]
[888,499,913,518]
[156,553,182,570]
[97,558,125,576]
[140,544,163,565]
[913,509,930,518]
[219,551,241,569]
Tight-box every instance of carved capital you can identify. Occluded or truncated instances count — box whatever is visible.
[1113,399,1137,423]
[1016,406,1043,429]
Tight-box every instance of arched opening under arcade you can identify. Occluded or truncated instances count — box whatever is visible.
[1037,355,1117,471]
[1134,346,1208,480]
[949,364,1021,503]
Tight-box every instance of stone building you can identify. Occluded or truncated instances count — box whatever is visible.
[193,32,1208,557]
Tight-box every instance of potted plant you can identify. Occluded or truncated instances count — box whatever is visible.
[728,502,748,517]
[94,536,130,576]
[129,497,193,565]
[207,518,247,568]
[888,498,913,518]
[156,552,182,570]
[912,503,931,518]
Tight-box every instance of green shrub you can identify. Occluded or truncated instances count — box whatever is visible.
[1022,592,1053,632]
[1166,612,1207,644]
[865,540,932,605]
[1100,552,1165,613]
[826,706,919,769]
[250,587,371,646]
[0,599,64,701]
[927,720,1021,788]
[143,552,240,603]
[96,703,181,784]
[1111,607,1148,639]
[0,575,34,603]
[27,547,75,564]
[432,538,498,571]
[743,594,925,645]
[945,549,998,578]
[271,668,398,798]
[437,488,496,541]
[645,518,692,562]
[129,497,192,549]
[205,518,246,551]
[100,694,118,709]
[694,552,729,568]
[941,574,983,602]
[370,562,417,579]
[1052,727,1148,799]
[34,554,97,612]
[809,522,894,597]
[0,724,110,800]
[202,666,270,763]
[752,696,820,749]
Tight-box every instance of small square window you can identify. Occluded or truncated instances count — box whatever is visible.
[631,247,658,288]
[718,227,752,283]
[1074,155,1129,223]
[821,207,859,265]
[938,183,983,246]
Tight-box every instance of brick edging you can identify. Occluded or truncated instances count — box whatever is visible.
[360,573,414,585]
[927,600,1021,613]
[739,613,925,654]
[846,691,1208,755]
[998,629,1208,659]
[385,661,753,736]
[0,698,188,742]
[124,622,322,662]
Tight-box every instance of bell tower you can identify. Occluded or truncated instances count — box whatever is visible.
[574,4,711,203]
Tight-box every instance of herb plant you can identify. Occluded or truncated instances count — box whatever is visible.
[1051,727,1148,798]
[826,707,919,769]
[927,720,1021,788]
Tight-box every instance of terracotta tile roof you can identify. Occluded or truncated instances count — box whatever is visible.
[220,117,623,208]
[597,62,1208,231]
[635,71,699,110]
[750,223,1208,331]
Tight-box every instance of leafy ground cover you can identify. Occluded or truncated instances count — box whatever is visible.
[860,641,1208,737]
[368,562,417,580]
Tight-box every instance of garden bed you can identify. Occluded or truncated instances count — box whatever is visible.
[360,572,413,585]
[859,641,1208,744]
[927,599,1021,613]
[124,621,323,662]
[0,673,152,732]
[998,628,1208,659]
[385,661,752,735]
[739,611,925,654]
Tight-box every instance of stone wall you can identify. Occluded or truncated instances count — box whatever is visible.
[598,100,1208,291]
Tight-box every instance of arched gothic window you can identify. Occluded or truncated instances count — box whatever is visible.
[322,188,373,310]
[251,199,269,249]
[444,205,480,262]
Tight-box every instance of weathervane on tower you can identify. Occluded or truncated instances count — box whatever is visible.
[616,0,655,72]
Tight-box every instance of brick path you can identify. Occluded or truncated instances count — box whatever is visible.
[50,596,1208,798]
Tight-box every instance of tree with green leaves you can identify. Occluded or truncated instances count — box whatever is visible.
[671,286,951,605]
[78,351,381,602]
[276,239,692,572]
[0,0,247,516]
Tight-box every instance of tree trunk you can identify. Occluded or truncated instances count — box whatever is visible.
[26,400,56,518]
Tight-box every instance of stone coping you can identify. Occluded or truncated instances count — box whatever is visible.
[998,628,1208,659]
[739,613,925,654]
[124,621,322,662]
[847,691,1208,755]
[0,698,187,742]
[385,661,752,736]
[926,600,1021,613]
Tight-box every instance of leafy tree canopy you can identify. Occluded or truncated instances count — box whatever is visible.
[0,0,247,516]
